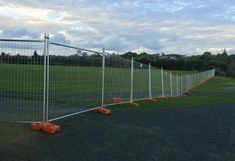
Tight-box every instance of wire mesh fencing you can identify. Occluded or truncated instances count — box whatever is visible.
[103,54,131,106]
[151,67,162,98]
[0,35,216,123]
[0,39,45,123]
[132,60,149,101]
[48,43,103,121]
[164,70,171,97]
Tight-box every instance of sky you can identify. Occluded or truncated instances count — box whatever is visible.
[0,0,235,55]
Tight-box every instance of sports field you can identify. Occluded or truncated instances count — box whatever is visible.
[0,76,235,161]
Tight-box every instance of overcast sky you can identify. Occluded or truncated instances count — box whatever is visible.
[0,0,235,55]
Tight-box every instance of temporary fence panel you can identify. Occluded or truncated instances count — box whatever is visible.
[171,73,178,97]
[133,61,149,100]
[163,70,171,96]
[179,73,185,93]
[0,39,45,122]
[103,54,131,106]
[151,67,162,98]
[181,74,188,94]
[48,43,102,121]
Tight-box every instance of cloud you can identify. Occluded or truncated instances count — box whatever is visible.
[1,0,235,54]
[0,28,39,39]
[91,34,130,51]
[228,48,235,55]
[50,33,71,44]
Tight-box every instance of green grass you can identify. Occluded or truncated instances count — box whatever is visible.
[195,76,235,93]
[0,63,157,94]
[112,76,235,109]
[0,63,162,103]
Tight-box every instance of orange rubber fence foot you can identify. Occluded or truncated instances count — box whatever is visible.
[31,123,43,131]
[31,122,60,134]
[145,98,157,102]
[127,102,139,107]
[112,97,122,103]
[93,107,111,115]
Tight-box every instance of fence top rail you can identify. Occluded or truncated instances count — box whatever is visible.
[50,42,102,55]
[0,38,43,43]
[50,42,135,65]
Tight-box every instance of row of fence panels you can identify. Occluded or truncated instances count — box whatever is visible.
[0,37,215,123]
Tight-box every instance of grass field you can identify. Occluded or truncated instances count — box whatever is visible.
[0,63,190,96]
[113,76,235,109]
[0,63,164,93]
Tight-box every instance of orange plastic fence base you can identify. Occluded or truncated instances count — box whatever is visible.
[112,97,122,103]
[127,102,140,107]
[93,107,111,115]
[145,98,157,102]
[31,123,60,134]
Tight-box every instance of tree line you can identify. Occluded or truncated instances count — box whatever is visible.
[1,49,235,77]
[121,49,235,77]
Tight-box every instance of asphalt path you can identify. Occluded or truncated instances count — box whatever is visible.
[1,103,235,161]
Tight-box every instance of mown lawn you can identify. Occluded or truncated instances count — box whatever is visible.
[113,76,235,109]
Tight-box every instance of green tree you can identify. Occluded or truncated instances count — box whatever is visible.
[222,48,228,57]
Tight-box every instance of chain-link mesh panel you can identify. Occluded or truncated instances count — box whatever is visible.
[104,55,131,105]
[0,40,44,122]
[48,43,102,121]
[133,61,149,100]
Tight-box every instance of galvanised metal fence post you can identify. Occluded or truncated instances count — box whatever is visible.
[46,33,50,122]
[130,57,134,102]
[180,75,183,95]
[101,48,105,107]
[42,33,50,123]
[148,63,152,99]
[43,34,47,123]
[176,74,179,96]
[170,71,173,97]
[161,67,164,97]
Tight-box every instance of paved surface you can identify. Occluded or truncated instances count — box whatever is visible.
[1,103,235,161]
